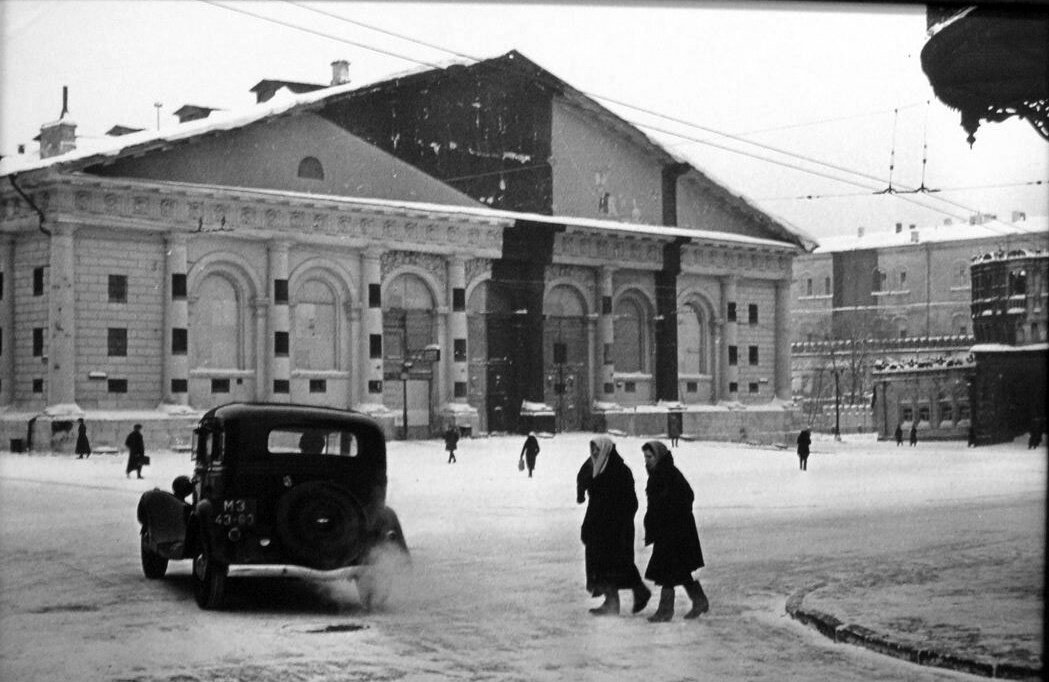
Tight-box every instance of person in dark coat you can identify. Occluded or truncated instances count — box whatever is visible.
[125,424,146,479]
[894,423,904,446]
[443,425,460,464]
[520,432,540,477]
[909,422,918,447]
[576,436,651,616]
[796,429,811,471]
[967,425,977,447]
[1029,423,1042,449]
[641,441,708,622]
[75,418,91,459]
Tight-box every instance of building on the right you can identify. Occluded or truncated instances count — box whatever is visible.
[968,248,1049,445]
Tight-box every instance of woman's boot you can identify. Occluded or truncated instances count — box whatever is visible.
[684,580,710,619]
[647,587,675,622]
[589,588,620,616]
[631,582,652,614]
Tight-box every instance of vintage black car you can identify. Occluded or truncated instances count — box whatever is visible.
[136,402,408,610]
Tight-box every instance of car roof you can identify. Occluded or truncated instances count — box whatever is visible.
[201,402,382,431]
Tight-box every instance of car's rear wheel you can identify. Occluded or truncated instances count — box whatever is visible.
[193,543,227,610]
[140,536,169,579]
[275,481,365,570]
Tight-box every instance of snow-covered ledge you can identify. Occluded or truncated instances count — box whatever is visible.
[42,403,84,418]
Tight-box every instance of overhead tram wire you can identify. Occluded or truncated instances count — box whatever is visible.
[200,0,1042,236]
[756,179,1046,201]
[873,108,900,195]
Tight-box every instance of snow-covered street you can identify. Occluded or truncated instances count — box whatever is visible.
[1,433,1043,681]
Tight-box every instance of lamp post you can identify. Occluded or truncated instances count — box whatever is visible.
[833,367,842,441]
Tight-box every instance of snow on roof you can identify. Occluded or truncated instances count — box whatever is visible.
[812,216,1049,254]
[971,342,1049,354]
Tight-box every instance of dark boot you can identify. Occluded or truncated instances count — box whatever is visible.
[647,587,674,622]
[631,583,652,614]
[684,580,710,619]
[589,589,620,616]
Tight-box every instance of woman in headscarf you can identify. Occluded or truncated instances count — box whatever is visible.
[576,436,651,616]
[641,440,709,622]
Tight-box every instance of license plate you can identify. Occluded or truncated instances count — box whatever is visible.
[214,498,257,527]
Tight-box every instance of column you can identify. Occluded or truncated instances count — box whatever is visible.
[446,257,468,405]
[162,233,190,406]
[598,266,616,402]
[346,303,361,407]
[46,224,79,413]
[360,248,385,406]
[774,278,792,401]
[719,275,738,401]
[1,238,14,406]
[268,241,290,401]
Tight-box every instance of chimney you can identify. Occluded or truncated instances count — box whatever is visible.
[39,86,76,159]
[895,222,903,234]
[1012,210,1026,222]
[857,226,865,238]
[330,60,350,86]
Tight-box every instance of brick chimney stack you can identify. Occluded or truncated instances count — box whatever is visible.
[330,60,350,86]
[39,86,77,159]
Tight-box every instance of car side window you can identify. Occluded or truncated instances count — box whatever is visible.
[267,428,358,457]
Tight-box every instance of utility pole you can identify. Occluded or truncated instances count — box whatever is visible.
[400,312,412,441]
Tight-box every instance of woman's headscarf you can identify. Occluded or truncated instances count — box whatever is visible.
[589,436,616,477]
[642,440,671,470]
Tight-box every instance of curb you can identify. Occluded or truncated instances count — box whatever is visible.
[785,583,1043,680]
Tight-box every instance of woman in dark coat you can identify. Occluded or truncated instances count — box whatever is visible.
[520,432,540,477]
[642,440,708,622]
[75,418,91,459]
[125,424,146,479]
[576,436,651,616]
[909,422,919,447]
[796,429,811,471]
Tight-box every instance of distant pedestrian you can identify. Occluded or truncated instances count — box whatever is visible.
[1028,423,1042,450]
[520,432,540,477]
[443,424,460,464]
[909,422,918,447]
[125,424,146,479]
[668,415,682,448]
[75,418,91,459]
[894,423,904,446]
[641,441,708,622]
[967,425,977,447]
[796,429,811,471]
[576,436,651,616]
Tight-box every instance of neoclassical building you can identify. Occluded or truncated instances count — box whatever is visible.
[1,52,810,449]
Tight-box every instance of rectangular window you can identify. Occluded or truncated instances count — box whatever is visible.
[274,279,289,304]
[727,302,736,322]
[309,379,327,394]
[748,345,759,365]
[273,379,290,394]
[899,271,907,287]
[624,381,636,393]
[728,345,738,366]
[33,267,44,296]
[729,381,738,393]
[171,378,188,394]
[824,277,831,295]
[602,296,612,315]
[553,342,567,364]
[274,331,289,356]
[686,381,698,393]
[108,274,127,303]
[902,406,914,422]
[211,378,230,393]
[367,379,383,394]
[806,279,812,296]
[452,287,465,312]
[171,273,187,299]
[32,378,44,393]
[369,334,382,359]
[453,338,467,362]
[748,304,758,324]
[172,328,188,354]
[958,404,971,420]
[368,283,381,308]
[748,382,759,394]
[454,381,467,398]
[0,327,3,356]
[33,327,44,357]
[603,382,615,394]
[107,379,128,393]
[0,272,4,299]
[107,328,128,357]
[940,403,953,423]
[918,405,930,422]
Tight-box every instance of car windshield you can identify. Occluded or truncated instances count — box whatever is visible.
[267,427,359,457]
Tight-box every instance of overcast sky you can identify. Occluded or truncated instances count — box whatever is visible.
[1,0,1046,241]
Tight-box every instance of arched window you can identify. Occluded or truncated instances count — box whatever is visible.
[297,156,324,181]
[679,303,710,374]
[384,273,435,360]
[873,267,887,292]
[613,294,648,373]
[193,274,241,368]
[293,279,337,369]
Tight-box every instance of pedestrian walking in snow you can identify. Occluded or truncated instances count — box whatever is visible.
[443,425,460,464]
[668,415,682,448]
[519,432,540,477]
[75,418,91,459]
[641,440,709,622]
[1028,423,1042,449]
[909,422,918,447]
[796,429,811,471]
[576,436,651,616]
[125,424,147,479]
[894,423,904,446]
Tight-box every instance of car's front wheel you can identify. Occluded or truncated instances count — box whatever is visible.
[193,544,227,609]
[140,536,169,579]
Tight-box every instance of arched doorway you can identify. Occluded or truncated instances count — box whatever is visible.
[383,273,437,438]
[543,285,589,431]
[678,299,716,403]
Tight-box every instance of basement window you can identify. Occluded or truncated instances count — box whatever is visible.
[297,157,324,181]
